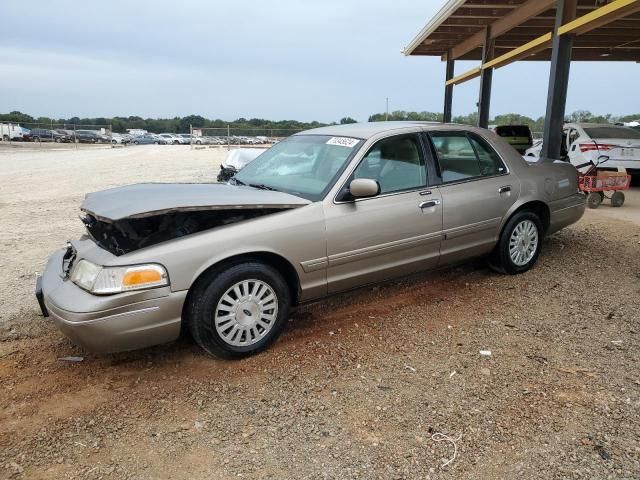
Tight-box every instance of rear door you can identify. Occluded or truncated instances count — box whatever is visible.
[324,133,442,293]
[425,131,520,264]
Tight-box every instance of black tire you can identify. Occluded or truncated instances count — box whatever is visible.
[610,191,625,207]
[2,135,8,142]
[186,262,291,359]
[587,192,602,209]
[133,140,139,145]
[489,210,543,275]
[33,136,40,142]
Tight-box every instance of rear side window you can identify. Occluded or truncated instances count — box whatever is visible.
[468,134,505,176]
[429,132,505,183]
[584,127,640,140]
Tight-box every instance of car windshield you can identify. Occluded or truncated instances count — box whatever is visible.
[233,134,362,201]
[584,126,640,140]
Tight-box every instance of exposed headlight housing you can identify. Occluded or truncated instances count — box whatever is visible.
[70,260,169,294]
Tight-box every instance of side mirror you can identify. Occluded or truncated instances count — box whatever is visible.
[349,178,380,199]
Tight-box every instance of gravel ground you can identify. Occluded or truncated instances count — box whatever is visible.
[1,146,639,479]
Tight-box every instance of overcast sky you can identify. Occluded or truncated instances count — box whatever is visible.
[1,0,637,122]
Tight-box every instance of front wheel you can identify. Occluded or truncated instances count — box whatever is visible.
[186,262,291,359]
[489,211,542,275]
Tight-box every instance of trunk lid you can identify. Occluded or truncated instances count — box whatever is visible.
[589,138,640,161]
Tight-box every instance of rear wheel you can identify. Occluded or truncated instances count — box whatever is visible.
[186,262,291,359]
[610,191,625,207]
[587,192,603,209]
[489,211,542,275]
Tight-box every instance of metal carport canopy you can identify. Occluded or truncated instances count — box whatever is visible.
[402,0,640,161]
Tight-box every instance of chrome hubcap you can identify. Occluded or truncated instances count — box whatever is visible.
[214,279,278,347]
[509,220,538,266]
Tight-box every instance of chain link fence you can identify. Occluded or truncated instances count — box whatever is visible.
[1,121,305,149]
[189,126,303,149]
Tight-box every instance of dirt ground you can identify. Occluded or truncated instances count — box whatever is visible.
[1,145,639,479]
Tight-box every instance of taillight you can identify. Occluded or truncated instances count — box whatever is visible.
[579,143,615,152]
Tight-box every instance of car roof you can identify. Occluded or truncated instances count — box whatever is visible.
[295,121,473,140]
[565,123,624,128]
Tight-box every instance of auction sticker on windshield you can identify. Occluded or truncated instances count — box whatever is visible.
[326,137,360,148]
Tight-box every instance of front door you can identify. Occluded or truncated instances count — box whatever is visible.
[324,133,443,293]
[425,131,520,264]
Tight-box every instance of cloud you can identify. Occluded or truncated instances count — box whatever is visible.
[1,0,637,121]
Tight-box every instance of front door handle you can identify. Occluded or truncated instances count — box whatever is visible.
[498,185,512,194]
[418,199,441,209]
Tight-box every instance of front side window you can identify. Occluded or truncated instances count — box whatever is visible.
[352,135,426,194]
[234,135,362,201]
[430,132,505,182]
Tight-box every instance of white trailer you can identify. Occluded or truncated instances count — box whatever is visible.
[0,122,24,141]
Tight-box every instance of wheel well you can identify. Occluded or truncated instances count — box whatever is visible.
[185,252,301,312]
[511,201,550,234]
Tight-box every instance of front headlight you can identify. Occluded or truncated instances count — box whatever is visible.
[70,260,169,294]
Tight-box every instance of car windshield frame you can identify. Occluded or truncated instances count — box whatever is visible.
[584,126,640,140]
[233,134,364,202]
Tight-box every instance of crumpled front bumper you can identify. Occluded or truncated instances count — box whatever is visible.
[37,248,186,353]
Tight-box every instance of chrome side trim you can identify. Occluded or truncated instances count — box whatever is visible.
[300,258,329,273]
[328,231,442,266]
[443,217,501,240]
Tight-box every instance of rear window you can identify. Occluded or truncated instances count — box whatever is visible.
[584,127,640,140]
[495,125,531,138]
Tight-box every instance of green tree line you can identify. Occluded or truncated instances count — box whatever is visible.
[1,110,638,134]
[368,110,640,132]
[0,112,329,134]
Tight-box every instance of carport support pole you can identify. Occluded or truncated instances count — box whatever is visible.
[443,51,454,123]
[477,27,494,129]
[540,0,577,162]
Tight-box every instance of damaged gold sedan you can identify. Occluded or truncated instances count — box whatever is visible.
[36,122,585,358]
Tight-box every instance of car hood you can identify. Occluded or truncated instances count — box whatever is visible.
[81,183,311,222]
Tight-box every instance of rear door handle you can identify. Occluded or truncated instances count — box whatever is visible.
[498,185,512,194]
[418,199,441,209]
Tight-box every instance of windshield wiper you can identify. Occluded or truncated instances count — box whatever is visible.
[249,183,279,191]
[230,177,246,186]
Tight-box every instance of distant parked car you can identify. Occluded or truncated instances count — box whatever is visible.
[111,133,132,144]
[131,134,167,145]
[29,128,72,143]
[178,134,193,144]
[158,133,185,144]
[74,130,103,144]
[525,139,543,158]
[492,125,533,154]
[533,124,640,175]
